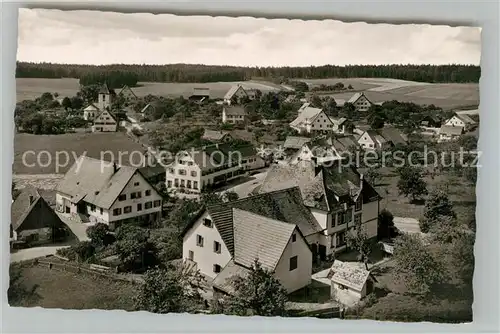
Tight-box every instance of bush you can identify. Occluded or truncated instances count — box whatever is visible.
[57,241,95,262]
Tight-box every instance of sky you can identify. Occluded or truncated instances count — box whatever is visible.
[17,8,481,67]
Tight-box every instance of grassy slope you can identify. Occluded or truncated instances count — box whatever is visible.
[10,264,137,311]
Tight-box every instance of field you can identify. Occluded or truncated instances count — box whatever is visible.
[16,78,282,102]
[13,132,146,174]
[16,77,479,110]
[10,264,137,311]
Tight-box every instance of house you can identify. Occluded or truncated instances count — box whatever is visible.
[444,113,476,131]
[189,87,210,103]
[202,129,233,143]
[438,125,464,142]
[357,127,407,150]
[222,106,247,124]
[11,187,69,247]
[328,260,375,307]
[347,92,372,112]
[55,156,163,230]
[287,137,343,166]
[97,83,115,111]
[165,143,263,194]
[290,103,334,134]
[92,110,118,132]
[83,104,100,121]
[181,188,315,293]
[223,85,248,105]
[258,160,381,260]
[118,85,137,101]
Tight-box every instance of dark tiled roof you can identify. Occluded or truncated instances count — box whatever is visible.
[378,127,407,145]
[224,106,247,116]
[139,165,166,179]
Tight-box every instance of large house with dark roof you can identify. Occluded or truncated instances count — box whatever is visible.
[257,160,381,259]
[55,156,163,230]
[11,187,69,247]
[290,103,334,134]
[165,143,264,195]
[347,92,373,112]
[181,187,314,293]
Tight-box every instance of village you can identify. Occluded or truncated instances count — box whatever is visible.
[10,71,478,321]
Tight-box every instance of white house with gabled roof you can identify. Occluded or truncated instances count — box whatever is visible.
[224,84,249,105]
[55,156,163,230]
[347,92,372,112]
[92,110,118,132]
[290,103,335,134]
[444,113,476,132]
[83,104,100,121]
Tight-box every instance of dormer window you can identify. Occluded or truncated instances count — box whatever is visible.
[355,198,362,211]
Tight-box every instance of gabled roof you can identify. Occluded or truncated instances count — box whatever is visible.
[348,92,371,104]
[224,85,247,100]
[379,127,407,145]
[179,143,257,170]
[333,135,359,152]
[212,260,250,295]
[99,83,114,95]
[119,85,137,98]
[94,110,118,123]
[283,136,311,149]
[224,106,247,116]
[202,129,229,141]
[440,125,464,136]
[11,187,43,230]
[455,113,476,125]
[84,104,99,111]
[181,187,322,253]
[290,104,325,128]
[329,260,371,291]
[233,208,296,269]
[56,156,141,209]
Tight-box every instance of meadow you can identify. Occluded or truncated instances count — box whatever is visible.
[13,132,146,174]
[16,77,479,110]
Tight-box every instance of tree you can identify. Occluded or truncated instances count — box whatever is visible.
[86,222,111,247]
[346,223,372,270]
[311,95,322,108]
[450,232,475,284]
[200,191,224,206]
[420,189,456,233]
[135,265,205,314]
[393,233,447,295]
[370,116,385,129]
[115,225,157,272]
[223,190,239,202]
[79,84,101,103]
[378,209,396,240]
[70,96,84,110]
[347,84,354,89]
[396,166,428,202]
[223,260,288,316]
[365,167,382,186]
[342,102,356,119]
[8,265,41,305]
[62,97,72,110]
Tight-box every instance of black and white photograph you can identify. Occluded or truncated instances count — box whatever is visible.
[9,8,480,323]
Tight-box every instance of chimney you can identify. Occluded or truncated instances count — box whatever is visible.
[28,195,35,206]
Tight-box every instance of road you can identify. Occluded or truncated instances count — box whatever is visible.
[10,243,71,263]
[218,171,267,199]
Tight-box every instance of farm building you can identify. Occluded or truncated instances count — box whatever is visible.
[347,92,372,112]
[290,103,334,134]
[438,125,464,142]
[189,87,210,103]
[181,190,314,294]
[55,156,163,230]
[11,187,69,247]
[328,260,375,307]
[223,84,249,105]
[444,113,477,132]
[92,110,118,132]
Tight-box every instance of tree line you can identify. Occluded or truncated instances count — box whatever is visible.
[16,62,480,84]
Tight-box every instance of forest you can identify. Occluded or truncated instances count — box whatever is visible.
[16,62,480,84]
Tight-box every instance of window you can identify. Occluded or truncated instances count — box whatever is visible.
[213,264,222,273]
[113,208,122,216]
[355,198,362,211]
[193,181,198,189]
[100,208,103,215]
[187,180,192,188]
[137,203,142,211]
[167,180,172,187]
[337,212,346,225]
[134,182,140,186]
[180,180,185,187]
[145,201,152,209]
[213,241,221,254]
[145,190,151,196]
[346,208,353,223]
[188,162,194,166]
[131,192,137,199]
[168,168,174,174]
[153,200,161,207]
[292,234,297,242]
[90,204,96,212]
[191,171,197,177]
[354,213,362,225]
[336,232,346,247]
[174,179,179,187]
[124,206,132,214]
[289,256,298,271]
[188,250,194,261]
[136,191,142,198]
[179,169,187,176]
[118,194,126,201]
[203,219,213,228]
[331,235,335,248]
[196,234,204,247]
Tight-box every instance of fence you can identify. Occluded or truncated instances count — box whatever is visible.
[34,256,144,285]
